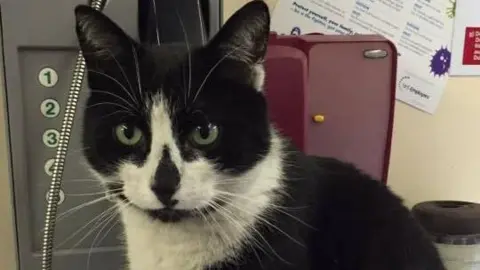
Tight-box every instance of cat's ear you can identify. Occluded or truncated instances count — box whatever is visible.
[74,5,144,97]
[208,1,270,64]
[74,5,133,61]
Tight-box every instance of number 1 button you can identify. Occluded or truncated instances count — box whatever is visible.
[38,67,58,88]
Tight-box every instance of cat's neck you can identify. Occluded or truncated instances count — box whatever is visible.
[120,130,287,270]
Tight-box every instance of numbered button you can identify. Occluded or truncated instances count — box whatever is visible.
[38,67,58,88]
[42,129,60,148]
[45,189,65,205]
[40,99,60,118]
[44,158,55,176]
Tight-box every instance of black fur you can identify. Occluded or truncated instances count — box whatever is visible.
[75,1,445,269]
[207,149,446,270]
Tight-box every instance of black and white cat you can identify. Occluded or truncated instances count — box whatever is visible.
[75,1,445,269]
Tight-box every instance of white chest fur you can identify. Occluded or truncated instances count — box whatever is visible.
[121,207,235,270]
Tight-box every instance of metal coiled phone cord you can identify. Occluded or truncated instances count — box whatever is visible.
[41,1,107,269]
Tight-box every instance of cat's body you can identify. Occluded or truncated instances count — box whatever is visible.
[74,2,445,269]
[122,145,446,270]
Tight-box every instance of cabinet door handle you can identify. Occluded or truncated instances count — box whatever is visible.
[312,114,325,123]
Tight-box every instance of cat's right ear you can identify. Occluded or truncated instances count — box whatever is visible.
[74,5,132,62]
[207,1,270,65]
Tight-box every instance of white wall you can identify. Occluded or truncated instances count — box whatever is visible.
[388,78,480,207]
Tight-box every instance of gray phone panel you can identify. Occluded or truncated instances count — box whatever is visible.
[0,1,222,269]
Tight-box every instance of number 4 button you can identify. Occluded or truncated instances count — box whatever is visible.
[38,67,58,88]
[44,158,55,176]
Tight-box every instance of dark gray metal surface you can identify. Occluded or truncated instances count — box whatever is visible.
[0,1,222,269]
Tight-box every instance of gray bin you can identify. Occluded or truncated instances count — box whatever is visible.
[413,201,480,270]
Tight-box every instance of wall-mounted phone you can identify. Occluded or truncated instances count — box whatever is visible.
[0,1,222,269]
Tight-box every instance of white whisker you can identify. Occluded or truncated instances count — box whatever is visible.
[204,202,236,248]
[150,0,161,45]
[131,44,144,102]
[90,89,138,112]
[55,196,111,222]
[87,70,139,106]
[215,197,305,248]
[98,109,134,120]
[86,203,124,270]
[107,49,137,100]
[176,10,192,106]
[86,101,133,113]
[55,203,118,249]
[216,190,315,229]
[210,200,288,265]
[192,47,244,103]
[66,188,122,197]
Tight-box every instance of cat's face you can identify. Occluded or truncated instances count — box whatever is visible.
[75,2,277,223]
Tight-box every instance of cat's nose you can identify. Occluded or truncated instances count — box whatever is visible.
[152,188,179,208]
[152,148,180,208]
[152,169,180,207]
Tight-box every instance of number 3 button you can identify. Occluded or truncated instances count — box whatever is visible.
[41,99,60,118]
[42,129,60,148]
[38,67,58,88]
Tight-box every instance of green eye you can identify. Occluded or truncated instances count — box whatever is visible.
[189,124,220,147]
[114,124,143,146]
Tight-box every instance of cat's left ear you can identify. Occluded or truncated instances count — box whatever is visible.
[74,5,135,62]
[74,5,143,96]
[208,0,270,65]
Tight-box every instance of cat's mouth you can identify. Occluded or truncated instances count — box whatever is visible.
[145,201,223,223]
[111,190,224,223]
[117,193,195,222]
[147,208,193,222]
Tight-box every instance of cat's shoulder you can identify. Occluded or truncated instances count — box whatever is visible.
[311,156,385,187]
[304,155,407,218]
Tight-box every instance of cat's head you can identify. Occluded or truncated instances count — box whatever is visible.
[75,1,283,223]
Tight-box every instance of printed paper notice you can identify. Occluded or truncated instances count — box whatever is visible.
[271,0,456,114]
[450,0,480,76]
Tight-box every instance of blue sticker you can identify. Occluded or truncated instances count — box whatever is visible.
[291,27,301,35]
[430,46,451,77]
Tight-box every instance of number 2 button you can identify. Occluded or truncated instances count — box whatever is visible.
[41,99,60,118]
[42,129,60,148]
[38,67,58,88]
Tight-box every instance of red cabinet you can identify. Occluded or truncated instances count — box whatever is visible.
[265,33,397,182]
